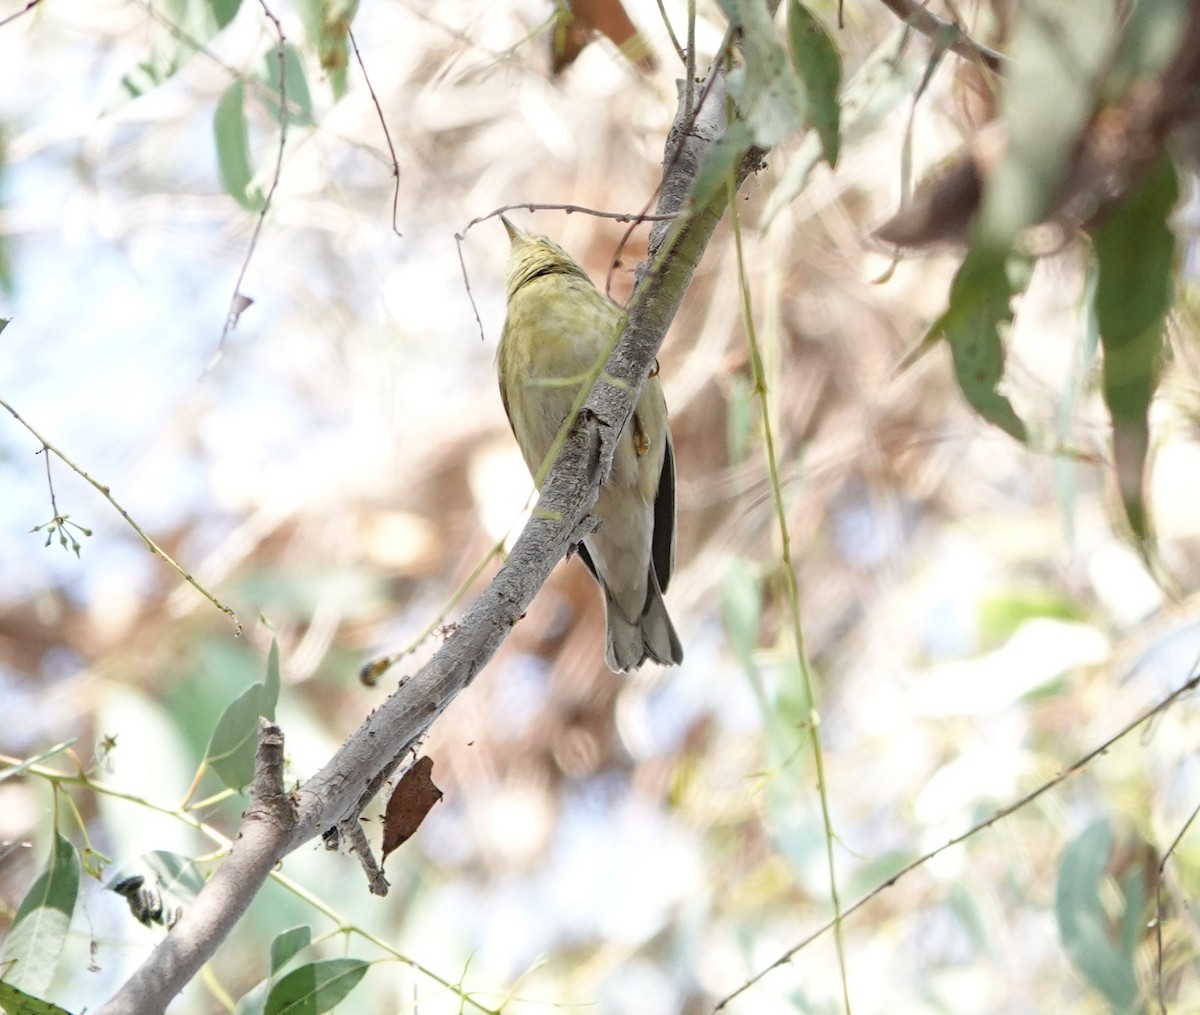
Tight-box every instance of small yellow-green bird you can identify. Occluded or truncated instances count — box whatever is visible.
[497,216,683,671]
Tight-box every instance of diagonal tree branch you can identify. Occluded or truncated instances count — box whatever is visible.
[95,34,771,1015]
[875,0,1006,72]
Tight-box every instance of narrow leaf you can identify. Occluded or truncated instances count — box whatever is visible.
[261,45,314,127]
[977,0,1116,246]
[721,0,806,146]
[264,959,369,1015]
[205,683,267,789]
[1,833,80,996]
[786,0,841,166]
[1090,155,1178,542]
[109,0,239,110]
[930,248,1027,441]
[690,120,753,215]
[208,0,243,30]
[1055,820,1140,1011]
[270,926,312,974]
[214,82,264,212]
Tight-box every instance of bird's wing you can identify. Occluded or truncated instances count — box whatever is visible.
[652,431,676,593]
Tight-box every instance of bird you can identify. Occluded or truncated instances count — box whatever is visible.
[496,215,683,672]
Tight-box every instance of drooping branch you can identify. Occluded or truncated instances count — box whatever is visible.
[94,36,769,1015]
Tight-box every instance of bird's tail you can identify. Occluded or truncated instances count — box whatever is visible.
[605,583,683,672]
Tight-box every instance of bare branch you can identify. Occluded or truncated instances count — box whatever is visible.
[94,42,763,1015]
[875,0,1006,72]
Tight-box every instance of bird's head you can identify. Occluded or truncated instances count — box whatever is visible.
[501,216,589,297]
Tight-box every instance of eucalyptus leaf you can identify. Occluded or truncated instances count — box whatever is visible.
[786,0,841,166]
[1090,155,1178,542]
[263,959,369,1015]
[1055,820,1142,1012]
[214,82,266,212]
[928,248,1027,441]
[1,833,80,996]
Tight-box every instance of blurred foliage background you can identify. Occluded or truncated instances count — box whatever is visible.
[1,0,1200,1012]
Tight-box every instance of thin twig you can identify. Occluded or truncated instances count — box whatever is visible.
[341,819,389,897]
[0,397,241,632]
[0,0,40,28]
[213,0,289,362]
[713,662,1200,1010]
[1156,798,1200,1012]
[875,0,1006,72]
[654,0,686,64]
[455,202,677,342]
[348,27,403,238]
[361,541,504,685]
[728,175,852,1012]
[685,0,696,117]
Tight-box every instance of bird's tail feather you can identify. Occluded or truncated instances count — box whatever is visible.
[605,585,683,672]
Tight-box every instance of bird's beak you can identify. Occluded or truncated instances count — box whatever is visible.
[500,215,522,245]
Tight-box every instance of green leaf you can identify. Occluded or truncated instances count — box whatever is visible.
[0,981,75,1015]
[205,683,267,790]
[261,45,315,127]
[109,0,241,109]
[721,0,806,146]
[767,24,916,224]
[1120,867,1147,961]
[978,588,1084,649]
[305,0,359,102]
[270,926,312,974]
[786,0,841,166]
[1107,0,1191,98]
[264,959,369,1015]
[1055,820,1142,1012]
[930,248,1027,441]
[1,833,80,996]
[214,82,265,212]
[977,0,1117,246]
[114,47,187,106]
[204,640,283,789]
[209,0,243,30]
[1090,155,1178,541]
[690,120,753,215]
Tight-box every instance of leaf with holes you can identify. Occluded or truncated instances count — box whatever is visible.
[929,248,1027,441]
